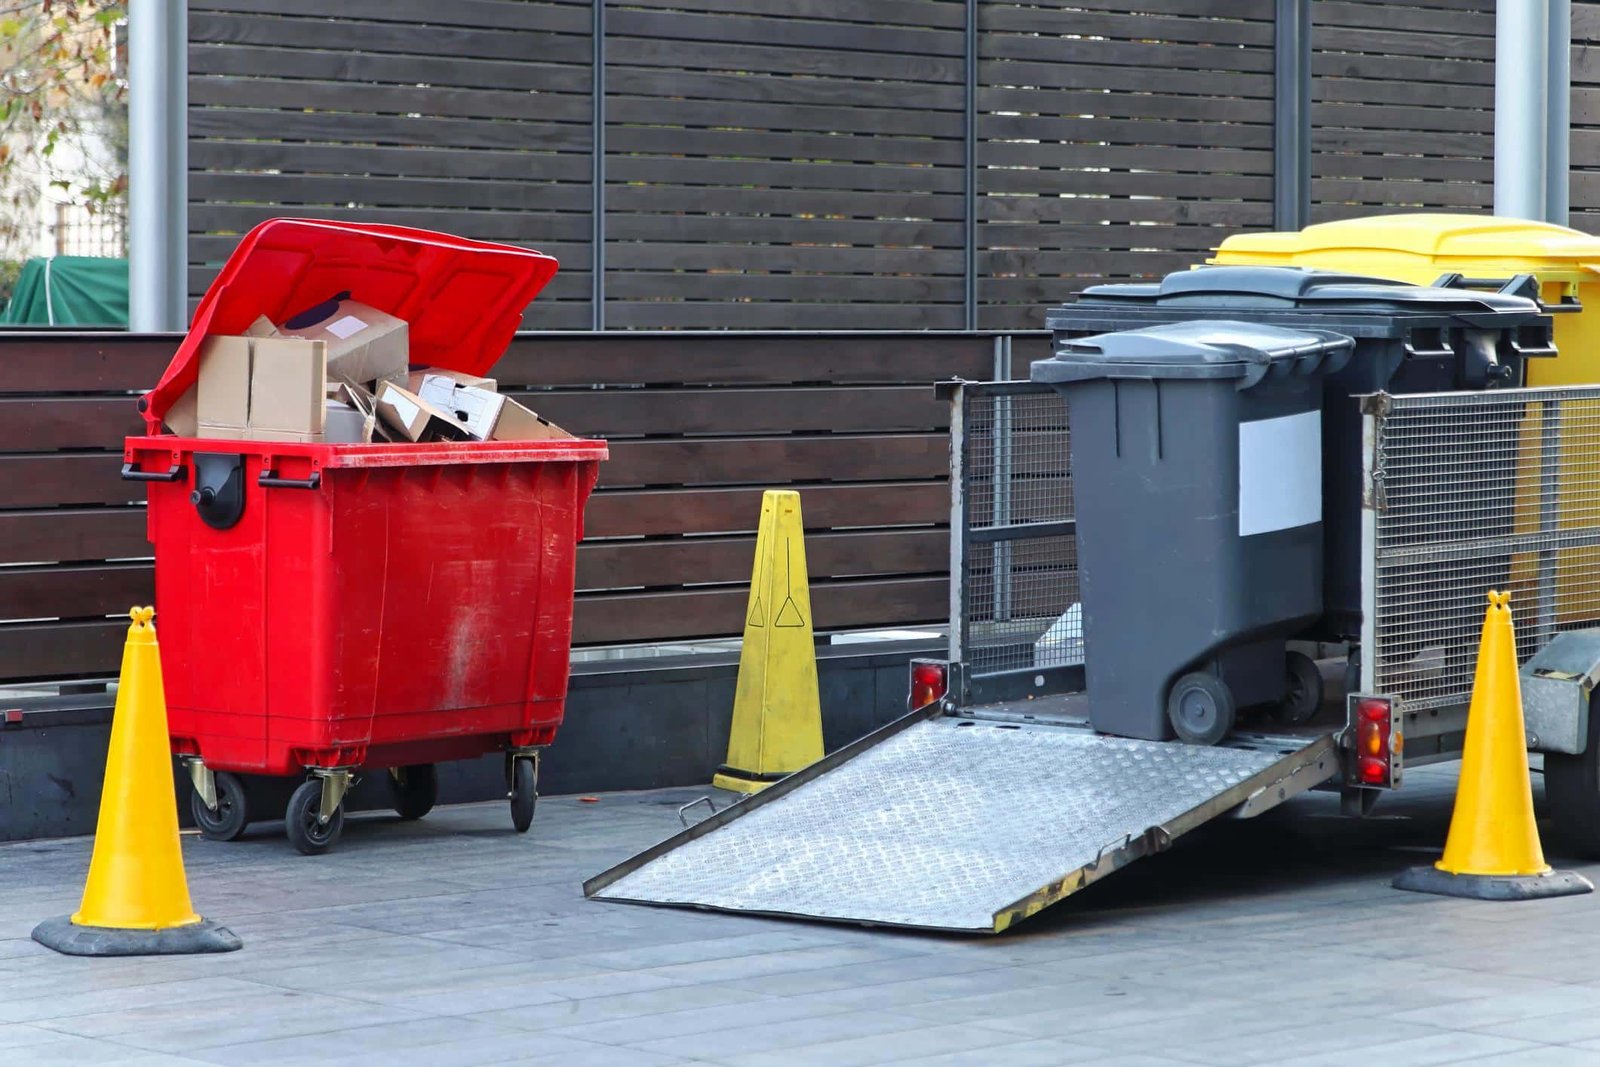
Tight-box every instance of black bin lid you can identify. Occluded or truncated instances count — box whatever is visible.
[1050,266,1544,333]
[1031,319,1354,389]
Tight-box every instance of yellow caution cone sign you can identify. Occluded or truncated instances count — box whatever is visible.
[1394,591,1593,901]
[713,491,824,794]
[33,608,241,956]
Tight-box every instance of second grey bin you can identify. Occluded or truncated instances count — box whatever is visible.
[1032,320,1353,744]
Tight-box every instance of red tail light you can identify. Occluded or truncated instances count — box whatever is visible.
[910,660,948,710]
[1350,696,1401,788]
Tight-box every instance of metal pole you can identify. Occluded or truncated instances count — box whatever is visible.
[963,0,977,330]
[591,0,606,330]
[128,0,188,331]
[1272,0,1311,231]
[1495,0,1550,219]
[1547,0,1571,225]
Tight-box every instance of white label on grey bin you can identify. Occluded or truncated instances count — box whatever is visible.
[1238,410,1321,537]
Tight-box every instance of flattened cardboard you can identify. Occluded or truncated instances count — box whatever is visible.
[277,296,407,389]
[248,338,327,434]
[407,368,496,393]
[195,335,252,431]
[243,315,279,339]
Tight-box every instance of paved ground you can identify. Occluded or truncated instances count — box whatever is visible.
[3,764,1600,1067]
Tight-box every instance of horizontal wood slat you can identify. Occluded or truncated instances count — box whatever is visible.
[0,564,154,623]
[0,622,127,684]
[575,529,948,591]
[572,577,948,645]
[0,509,151,565]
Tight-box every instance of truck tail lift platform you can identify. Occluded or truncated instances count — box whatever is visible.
[586,709,1336,933]
[588,379,1600,933]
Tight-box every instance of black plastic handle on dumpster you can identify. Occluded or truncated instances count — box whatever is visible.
[258,469,321,491]
[1432,272,1582,314]
[121,461,185,482]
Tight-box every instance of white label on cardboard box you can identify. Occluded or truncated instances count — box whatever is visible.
[325,315,367,340]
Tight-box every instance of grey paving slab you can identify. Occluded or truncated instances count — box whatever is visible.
[1455,1048,1600,1067]
[704,1020,1052,1067]
[626,1008,935,1060]
[1267,1031,1541,1067]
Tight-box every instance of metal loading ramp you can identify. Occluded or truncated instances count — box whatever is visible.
[585,712,1338,934]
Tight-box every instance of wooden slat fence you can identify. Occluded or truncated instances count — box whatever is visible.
[187,1,1521,335]
[1310,0,1495,223]
[0,330,1048,685]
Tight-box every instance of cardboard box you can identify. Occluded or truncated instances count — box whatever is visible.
[414,376,504,439]
[248,338,327,435]
[374,382,472,442]
[492,395,573,442]
[407,367,496,393]
[411,376,574,442]
[244,428,325,443]
[277,295,407,389]
[243,315,279,339]
[164,386,199,438]
[195,335,253,433]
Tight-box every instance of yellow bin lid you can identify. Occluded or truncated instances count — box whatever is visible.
[1213,213,1600,279]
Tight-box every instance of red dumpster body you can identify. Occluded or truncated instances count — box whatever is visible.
[126,219,606,778]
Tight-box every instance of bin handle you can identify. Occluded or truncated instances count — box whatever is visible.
[258,469,321,491]
[121,461,185,483]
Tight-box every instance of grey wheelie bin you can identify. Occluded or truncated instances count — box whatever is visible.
[1031,320,1354,744]
[1050,266,1552,645]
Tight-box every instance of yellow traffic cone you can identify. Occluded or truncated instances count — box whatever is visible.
[33,608,241,956]
[1394,591,1593,900]
[713,491,824,794]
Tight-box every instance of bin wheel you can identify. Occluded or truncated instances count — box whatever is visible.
[285,779,344,856]
[388,764,437,821]
[190,771,248,842]
[1546,697,1600,859]
[510,758,537,834]
[1272,652,1324,725]
[1167,672,1236,746]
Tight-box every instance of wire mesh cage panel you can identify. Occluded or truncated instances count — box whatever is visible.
[954,383,1078,678]
[1365,386,1600,712]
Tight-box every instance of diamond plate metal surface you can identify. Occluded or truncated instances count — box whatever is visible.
[594,719,1290,932]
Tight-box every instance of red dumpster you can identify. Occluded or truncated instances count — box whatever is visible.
[123,219,607,854]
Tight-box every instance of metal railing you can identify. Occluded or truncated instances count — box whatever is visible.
[1362,386,1600,711]
[949,381,1078,690]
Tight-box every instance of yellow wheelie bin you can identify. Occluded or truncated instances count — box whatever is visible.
[1214,213,1600,629]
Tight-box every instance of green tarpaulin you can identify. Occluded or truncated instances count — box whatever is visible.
[1,256,128,326]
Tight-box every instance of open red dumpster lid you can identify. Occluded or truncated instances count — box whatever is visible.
[141,218,559,432]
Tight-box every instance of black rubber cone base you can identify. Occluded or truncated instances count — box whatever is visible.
[32,916,242,956]
[1393,865,1594,901]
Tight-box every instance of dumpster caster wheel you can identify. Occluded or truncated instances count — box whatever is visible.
[191,771,248,842]
[388,764,437,821]
[1272,652,1324,725]
[286,779,344,855]
[510,758,538,834]
[1167,672,1235,746]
